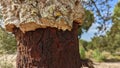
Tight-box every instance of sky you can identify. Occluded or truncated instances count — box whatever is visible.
[81,0,119,41]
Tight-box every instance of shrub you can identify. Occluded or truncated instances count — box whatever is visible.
[0,28,17,54]
[79,46,86,59]
[92,49,105,62]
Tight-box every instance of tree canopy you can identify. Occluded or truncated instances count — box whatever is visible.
[79,1,120,53]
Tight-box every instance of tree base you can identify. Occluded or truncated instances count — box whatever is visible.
[13,23,82,68]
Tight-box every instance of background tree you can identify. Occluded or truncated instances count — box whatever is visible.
[107,2,120,52]
[78,10,94,36]
[90,2,120,53]
[82,0,115,34]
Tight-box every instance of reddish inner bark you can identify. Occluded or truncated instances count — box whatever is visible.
[13,23,82,68]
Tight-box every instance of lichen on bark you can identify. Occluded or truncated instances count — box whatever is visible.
[0,0,84,33]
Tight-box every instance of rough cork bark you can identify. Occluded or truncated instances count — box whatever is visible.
[0,0,84,32]
[13,23,82,68]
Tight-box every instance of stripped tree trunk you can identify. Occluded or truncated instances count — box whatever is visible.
[0,0,88,68]
[13,23,81,68]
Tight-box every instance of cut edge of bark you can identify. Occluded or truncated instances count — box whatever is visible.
[5,19,82,33]
[1,0,85,33]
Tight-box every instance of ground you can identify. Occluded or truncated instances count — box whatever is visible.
[0,54,120,68]
[94,62,120,68]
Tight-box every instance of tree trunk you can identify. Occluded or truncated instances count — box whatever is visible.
[13,23,81,68]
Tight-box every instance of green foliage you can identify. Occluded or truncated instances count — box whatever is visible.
[0,14,2,19]
[79,1,120,54]
[78,10,94,35]
[101,2,120,53]
[81,7,120,52]
[0,9,2,19]
[82,10,94,31]
[112,2,120,23]
[0,28,16,54]
[0,8,16,54]
[92,49,105,62]
[83,34,120,53]
[79,45,86,59]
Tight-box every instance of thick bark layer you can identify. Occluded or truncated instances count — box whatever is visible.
[1,0,84,32]
[13,23,81,68]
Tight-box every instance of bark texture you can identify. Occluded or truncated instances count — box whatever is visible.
[13,23,81,68]
[0,0,84,32]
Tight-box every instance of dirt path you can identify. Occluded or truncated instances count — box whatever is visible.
[94,62,120,68]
